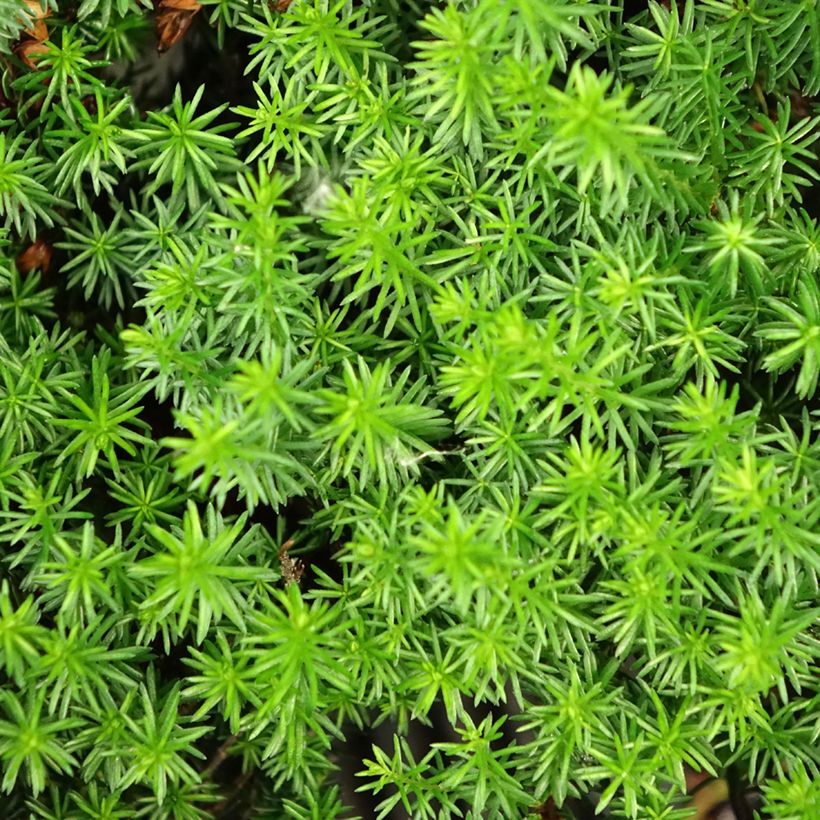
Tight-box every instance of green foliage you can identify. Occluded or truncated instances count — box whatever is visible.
[0,690,80,797]
[118,678,209,804]
[131,85,242,211]
[13,25,107,119]
[131,501,277,644]
[0,0,818,817]
[0,133,60,240]
[48,91,136,202]
[51,349,151,479]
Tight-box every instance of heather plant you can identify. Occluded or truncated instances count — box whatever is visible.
[0,1,819,818]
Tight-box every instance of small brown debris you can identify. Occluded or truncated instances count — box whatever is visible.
[531,797,561,819]
[688,777,731,820]
[81,95,98,116]
[278,538,304,586]
[788,88,813,120]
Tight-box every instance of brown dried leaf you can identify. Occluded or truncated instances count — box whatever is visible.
[154,0,202,53]
[21,0,50,42]
[14,39,49,70]
[16,238,53,274]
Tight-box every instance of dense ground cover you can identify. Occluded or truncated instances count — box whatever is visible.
[0,1,819,817]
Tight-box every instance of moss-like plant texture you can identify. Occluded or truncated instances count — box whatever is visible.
[1,0,819,817]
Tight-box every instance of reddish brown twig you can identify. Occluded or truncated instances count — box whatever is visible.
[201,733,239,780]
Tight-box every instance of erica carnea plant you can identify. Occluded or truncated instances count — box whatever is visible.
[0,1,819,818]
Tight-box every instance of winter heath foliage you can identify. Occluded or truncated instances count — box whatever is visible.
[0,0,819,818]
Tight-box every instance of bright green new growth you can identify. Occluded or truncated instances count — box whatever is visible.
[0,0,819,818]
